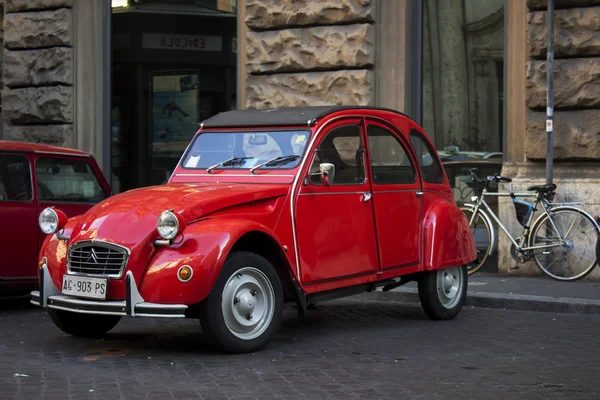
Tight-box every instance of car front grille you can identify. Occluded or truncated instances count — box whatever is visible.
[67,241,129,278]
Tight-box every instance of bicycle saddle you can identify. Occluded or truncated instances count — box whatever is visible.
[527,183,557,193]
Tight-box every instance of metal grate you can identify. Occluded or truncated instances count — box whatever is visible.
[67,241,129,278]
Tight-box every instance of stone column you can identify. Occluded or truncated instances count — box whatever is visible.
[501,0,600,280]
[2,0,73,146]
[243,0,376,109]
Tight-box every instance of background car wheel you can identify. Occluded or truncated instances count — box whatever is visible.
[200,251,284,354]
[418,265,467,320]
[48,308,121,337]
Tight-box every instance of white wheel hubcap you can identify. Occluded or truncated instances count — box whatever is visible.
[436,267,463,309]
[221,267,275,340]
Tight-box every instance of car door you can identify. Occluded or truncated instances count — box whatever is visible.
[35,155,111,247]
[0,152,38,281]
[365,121,422,271]
[295,118,379,284]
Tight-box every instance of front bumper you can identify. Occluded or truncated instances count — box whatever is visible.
[30,265,187,318]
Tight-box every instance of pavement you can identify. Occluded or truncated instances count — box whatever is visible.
[353,272,600,314]
[1,297,600,399]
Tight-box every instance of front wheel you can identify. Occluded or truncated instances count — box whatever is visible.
[418,265,468,320]
[200,251,284,353]
[48,309,121,337]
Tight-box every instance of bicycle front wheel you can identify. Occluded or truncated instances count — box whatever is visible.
[529,207,600,281]
[460,206,493,275]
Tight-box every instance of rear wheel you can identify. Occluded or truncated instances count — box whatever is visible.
[200,251,283,353]
[530,207,599,281]
[418,265,468,320]
[460,206,492,275]
[48,309,121,337]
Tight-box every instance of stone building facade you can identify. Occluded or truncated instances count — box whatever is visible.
[1,0,599,278]
[2,0,74,147]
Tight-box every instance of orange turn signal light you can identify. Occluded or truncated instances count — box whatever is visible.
[38,257,47,269]
[178,265,193,282]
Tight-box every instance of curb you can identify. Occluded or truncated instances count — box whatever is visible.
[351,287,600,315]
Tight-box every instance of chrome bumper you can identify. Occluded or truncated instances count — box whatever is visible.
[30,265,187,318]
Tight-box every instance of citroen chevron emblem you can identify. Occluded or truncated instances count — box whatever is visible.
[86,249,99,264]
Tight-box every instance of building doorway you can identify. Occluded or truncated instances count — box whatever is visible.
[110,0,237,193]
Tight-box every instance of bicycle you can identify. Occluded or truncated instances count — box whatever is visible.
[461,168,600,281]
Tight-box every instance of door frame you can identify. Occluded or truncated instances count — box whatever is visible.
[291,116,380,285]
[362,117,424,271]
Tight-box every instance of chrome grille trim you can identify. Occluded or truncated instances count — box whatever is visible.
[67,240,130,279]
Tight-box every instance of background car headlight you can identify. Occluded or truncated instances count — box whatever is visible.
[39,207,67,235]
[157,210,186,240]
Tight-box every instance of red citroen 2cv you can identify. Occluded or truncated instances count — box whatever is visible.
[31,106,476,353]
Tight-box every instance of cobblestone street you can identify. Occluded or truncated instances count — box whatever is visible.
[1,298,599,399]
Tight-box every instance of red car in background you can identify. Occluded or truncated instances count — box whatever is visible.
[0,141,111,296]
[31,106,477,353]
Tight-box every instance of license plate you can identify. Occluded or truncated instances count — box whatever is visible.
[62,274,108,300]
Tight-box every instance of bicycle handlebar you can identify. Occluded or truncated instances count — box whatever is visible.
[469,168,512,184]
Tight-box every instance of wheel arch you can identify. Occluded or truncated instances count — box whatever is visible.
[230,230,299,303]
[422,198,478,270]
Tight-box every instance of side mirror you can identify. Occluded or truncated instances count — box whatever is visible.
[319,163,335,187]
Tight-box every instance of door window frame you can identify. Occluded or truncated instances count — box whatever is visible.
[0,152,34,203]
[34,155,110,204]
[364,119,420,186]
[305,118,369,188]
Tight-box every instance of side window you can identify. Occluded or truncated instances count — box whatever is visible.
[309,124,365,185]
[410,130,445,184]
[367,125,416,184]
[36,157,109,202]
[0,154,33,201]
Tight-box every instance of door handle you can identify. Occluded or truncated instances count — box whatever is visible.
[416,191,424,198]
[363,192,372,202]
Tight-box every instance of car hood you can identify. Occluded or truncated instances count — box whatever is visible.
[68,183,290,248]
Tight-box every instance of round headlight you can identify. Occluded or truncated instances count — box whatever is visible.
[157,210,182,240]
[39,208,59,234]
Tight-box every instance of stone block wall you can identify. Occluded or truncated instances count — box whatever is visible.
[498,0,600,280]
[524,0,600,159]
[2,0,73,146]
[244,0,375,109]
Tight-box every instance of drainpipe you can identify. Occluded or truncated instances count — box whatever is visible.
[545,0,554,184]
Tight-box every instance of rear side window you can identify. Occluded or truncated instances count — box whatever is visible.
[410,130,445,184]
[0,153,33,201]
[36,157,109,203]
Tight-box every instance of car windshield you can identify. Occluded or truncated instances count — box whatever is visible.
[181,130,311,170]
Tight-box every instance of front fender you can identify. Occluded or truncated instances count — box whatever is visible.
[423,198,477,270]
[139,218,284,305]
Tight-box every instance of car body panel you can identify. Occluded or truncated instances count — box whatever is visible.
[33,106,477,316]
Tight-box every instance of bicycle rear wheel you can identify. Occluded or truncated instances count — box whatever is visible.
[460,206,492,275]
[529,207,599,281]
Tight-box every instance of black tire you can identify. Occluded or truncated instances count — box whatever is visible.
[48,308,121,337]
[200,251,284,354]
[460,206,492,275]
[418,265,468,320]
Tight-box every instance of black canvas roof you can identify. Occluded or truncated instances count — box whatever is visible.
[200,105,413,128]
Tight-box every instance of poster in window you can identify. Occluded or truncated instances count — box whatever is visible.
[151,73,199,157]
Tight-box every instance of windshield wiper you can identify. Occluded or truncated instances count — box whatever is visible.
[206,157,254,174]
[249,155,300,174]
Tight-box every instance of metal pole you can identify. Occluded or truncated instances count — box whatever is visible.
[546,0,554,184]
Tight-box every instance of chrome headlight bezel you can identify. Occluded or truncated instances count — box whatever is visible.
[39,207,59,234]
[157,210,181,240]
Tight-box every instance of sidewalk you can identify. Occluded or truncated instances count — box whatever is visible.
[353,272,600,314]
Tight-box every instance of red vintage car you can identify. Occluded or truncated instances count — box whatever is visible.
[31,106,476,353]
[0,140,111,296]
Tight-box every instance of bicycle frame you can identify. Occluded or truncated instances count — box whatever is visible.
[464,187,580,254]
